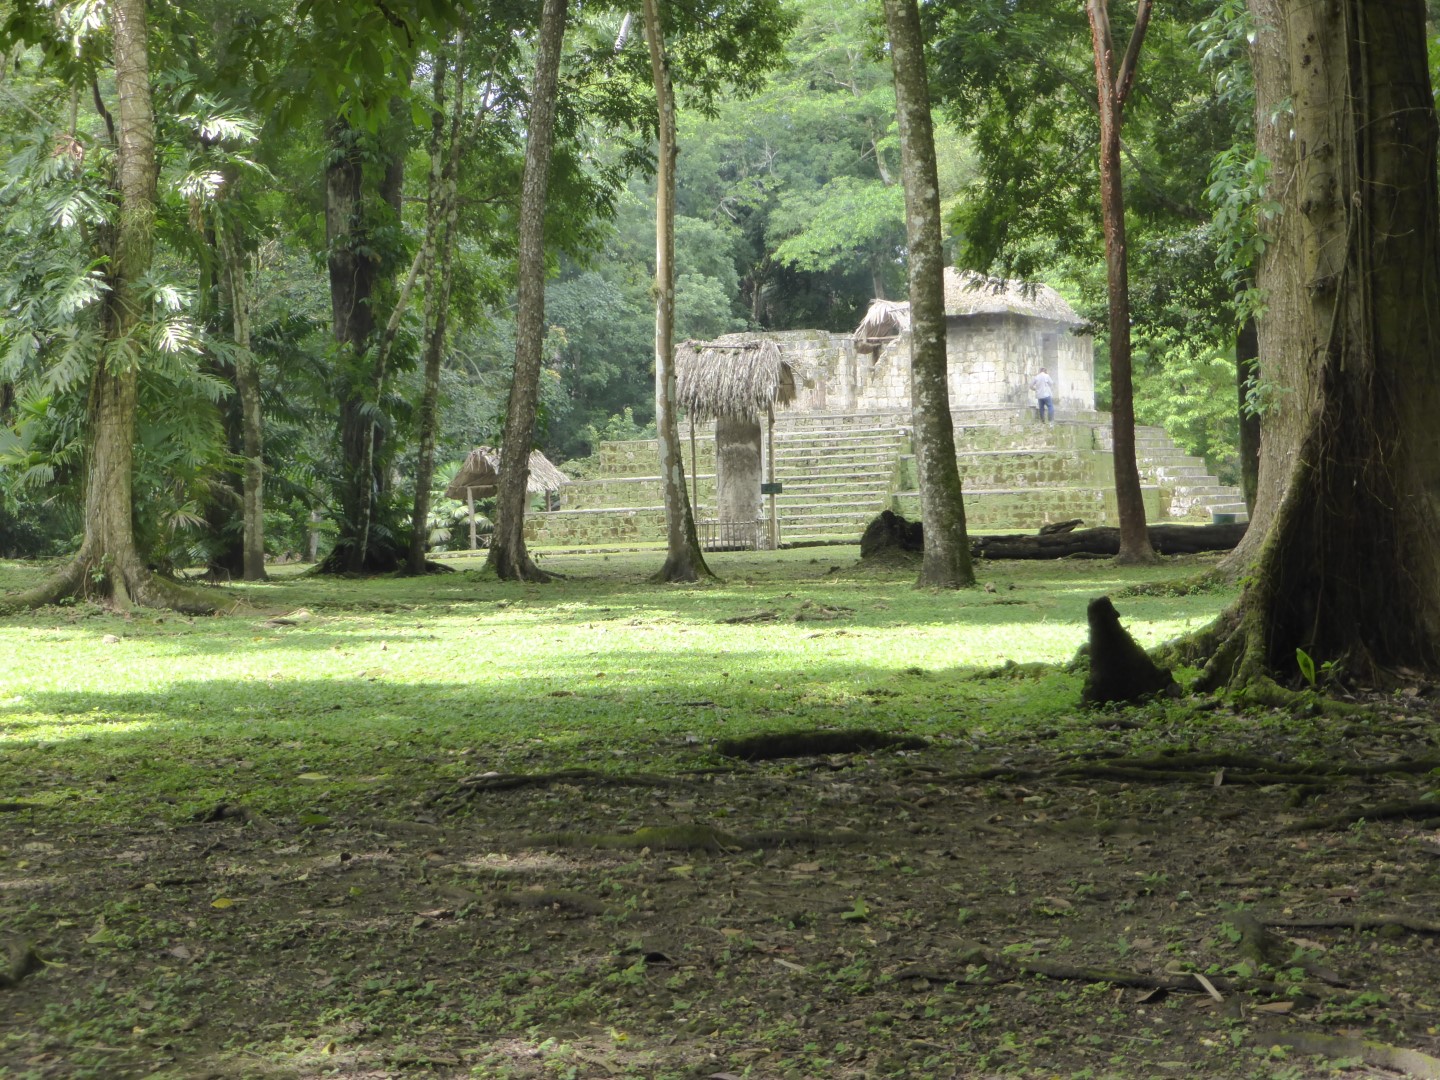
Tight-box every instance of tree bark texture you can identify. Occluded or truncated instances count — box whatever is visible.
[3,0,216,613]
[644,0,711,584]
[972,522,1246,560]
[320,109,409,575]
[1200,0,1440,687]
[407,39,466,575]
[882,0,974,589]
[1086,0,1155,565]
[1235,312,1260,517]
[325,118,381,573]
[487,0,567,583]
[219,223,266,581]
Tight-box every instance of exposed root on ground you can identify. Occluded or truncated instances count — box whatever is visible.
[1267,913,1440,936]
[1251,1031,1440,1079]
[427,768,740,813]
[525,823,864,852]
[893,948,1330,1002]
[1288,799,1440,832]
[0,553,227,615]
[716,729,927,761]
[946,751,1439,788]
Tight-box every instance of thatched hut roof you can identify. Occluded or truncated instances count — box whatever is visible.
[444,447,569,500]
[852,299,911,342]
[942,268,1083,325]
[675,334,798,420]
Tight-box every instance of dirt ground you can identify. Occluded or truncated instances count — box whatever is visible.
[5,700,1440,1079]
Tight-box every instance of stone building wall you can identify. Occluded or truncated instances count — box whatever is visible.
[771,316,1095,418]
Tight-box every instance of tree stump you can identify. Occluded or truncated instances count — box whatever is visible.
[860,510,925,559]
[1081,596,1178,706]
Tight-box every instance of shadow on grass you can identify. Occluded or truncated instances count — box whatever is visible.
[0,655,1087,817]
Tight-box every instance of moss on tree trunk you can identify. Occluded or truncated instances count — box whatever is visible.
[1198,0,1440,689]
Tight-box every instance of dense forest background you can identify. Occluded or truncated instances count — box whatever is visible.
[0,0,1312,567]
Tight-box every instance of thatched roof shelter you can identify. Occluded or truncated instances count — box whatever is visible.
[852,299,911,343]
[853,271,1084,337]
[675,334,798,420]
[444,447,569,500]
[942,268,1083,325]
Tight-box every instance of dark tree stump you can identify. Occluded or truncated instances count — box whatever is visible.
[1081,596,1179,706]
[860,510,925,558]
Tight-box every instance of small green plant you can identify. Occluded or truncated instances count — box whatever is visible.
[1295,647,1316,687]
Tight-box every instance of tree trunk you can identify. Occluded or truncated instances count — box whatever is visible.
[644,0,711,584]
[972,522,1246,560]
[325,118,380,574]
[218,223,266,581]
[1235,312,1259,517]
[407,38,466,576]
[1198,0,1440,689]
[487,0,567,583]
[1086,0,1155,566]
[882,0,974,590]
[3,0,216,613]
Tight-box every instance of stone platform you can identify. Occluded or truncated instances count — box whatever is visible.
[522,409,1244,548]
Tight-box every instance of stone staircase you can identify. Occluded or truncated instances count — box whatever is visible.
[522,410,1248,548]
[768,413,911,544]
[1133,425,1248,523]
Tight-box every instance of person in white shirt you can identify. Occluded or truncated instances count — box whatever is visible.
[1031,367,1054,423]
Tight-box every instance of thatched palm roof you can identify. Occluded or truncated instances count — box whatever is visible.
[853,299,911,342]
[853,271,1084,336]
[675,335,798,420]
[444,447,569,500]
[942,268,1083,325]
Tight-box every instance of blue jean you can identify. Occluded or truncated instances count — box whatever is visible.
[1037,396,1054,422]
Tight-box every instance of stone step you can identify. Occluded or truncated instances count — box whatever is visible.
[774,410,909,431]
[1147,465,1211,480]
[776,499,884,514]
[775,424,908,439]
[775,458,894,474]
[778,482,893,497]
[777,457,898,472]
[774,445,899,459]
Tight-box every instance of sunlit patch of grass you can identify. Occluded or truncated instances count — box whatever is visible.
[0,548,1236,825]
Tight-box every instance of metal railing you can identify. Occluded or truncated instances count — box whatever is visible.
[700,518,764,552]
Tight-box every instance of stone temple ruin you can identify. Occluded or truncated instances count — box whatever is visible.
[524,269,1247,549]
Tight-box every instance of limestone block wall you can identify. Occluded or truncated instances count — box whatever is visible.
[943,314,1094,412]
[524,508,668,547]
[773,315,1095,418]
[851,338,913,413]
[891,484,1161,531]
[591,439,715,477]
[558,475,716,511]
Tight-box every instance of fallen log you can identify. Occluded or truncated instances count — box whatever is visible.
[972,522,1246,560]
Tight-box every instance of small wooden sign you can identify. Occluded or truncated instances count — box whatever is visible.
[761,482,783,495]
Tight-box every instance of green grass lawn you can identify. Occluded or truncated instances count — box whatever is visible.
[9,550,1440,1080]
[0,548,1233,825]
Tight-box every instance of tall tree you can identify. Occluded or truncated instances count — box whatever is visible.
[1193,0,1440,690]
[1086,0,1154,564]
[3,0,216,612]
[322,110,411,574]
[407,34,467,576]
[487,0,568,582]
[218,212,266,581]
[881,0,973,589]
[643,0,711,583]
